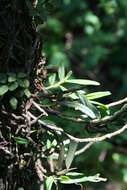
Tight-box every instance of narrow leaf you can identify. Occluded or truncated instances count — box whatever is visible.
[65,141,78,169]
[13,137,28,145]
[87,91,111,100]
[57,144,65,170]
[48,74,56,85]
[66,172,84,176]
[62,101,96,119]
[66,79,100,86]
[64,71,72,80]
[59,173,107,184]
[58,65,65,80]
[45,176,54,190]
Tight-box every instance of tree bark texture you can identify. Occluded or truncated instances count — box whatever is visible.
[0,1,43,189]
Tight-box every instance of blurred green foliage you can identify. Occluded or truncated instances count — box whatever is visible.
[42,0,127,99]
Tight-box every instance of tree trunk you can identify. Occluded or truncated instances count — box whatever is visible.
[0,1,43,189]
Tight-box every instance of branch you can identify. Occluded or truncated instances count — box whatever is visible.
[65,123,127,143]
[32,100,48,116]
[75,142,94,156]
[89,103,127,127]
[28,112,64,132]
[28,110,127,144]
[107,97,127,108]
[45,103,127,127]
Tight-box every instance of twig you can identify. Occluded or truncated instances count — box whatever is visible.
[30,113,45,125]
[75,142,94,156]
[46,103,127,127]
[0,146,14,157]
[28,112,64,132]
[45,108,84,123]
[28,111,127,144]
[89,103,127,126]
[65,123,127,143]
[35,158,46,190]
[11,114,24,121]
[107,97,127,108]
[32,100,48,116]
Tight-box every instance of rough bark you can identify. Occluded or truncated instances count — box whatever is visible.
[0,1,43,189]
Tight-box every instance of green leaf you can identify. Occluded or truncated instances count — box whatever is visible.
[58,65,65,80]
[87,91,111,100]
[62,101,96,119]
[24,89,31,98]
[18,79,30,88]
[8,82,18,91]
[59,173,107,184]
[0,85,8,96]
[66,79,100,86]
[64,71,72,80]
[45,176,54,190]
[66,172,84,176]
[59,175,70,181]
[60,85,67,91]
[79,94,101,119]
[13,136,28,145]
[90,100,110,114]
[65,141,78,169]
[17,72,27,78]
[0,73,7,84]
[8,73,17,82]
[42,119,56,125]
[9,97,18,110]
[57,144,65,170]
[52,139,57,147]
[48,74,56,85]
[46,139,52,149]
[75,103,96,119]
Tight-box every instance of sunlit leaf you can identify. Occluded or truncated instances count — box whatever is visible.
[87,91,111,100]
[59,173,107,184]
[48,74,56,85]
[58,64,65,80]
[9,97,18,110]
[45,176,54,190]
[8,73,17,82]
[18,188,24,190]
[24,89,31,98]
[18,79,30,88]
[8,82,18,91]
[66,172,84,176]
[64,71,72,80]
[66,79,100,86]
[46,139,52,149]
[0,85,8,96]
[62,101,96,119]
[81,95,101,119]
